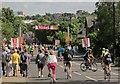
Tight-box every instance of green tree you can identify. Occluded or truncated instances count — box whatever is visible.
[95,2,115,49]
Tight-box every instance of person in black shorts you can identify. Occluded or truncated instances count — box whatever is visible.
[36,50,46,78]
[62,48,73,78]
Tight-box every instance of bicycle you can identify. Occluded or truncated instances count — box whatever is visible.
[80,58,98,72]
[48,66,56,84]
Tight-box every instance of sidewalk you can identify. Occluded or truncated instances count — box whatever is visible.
[2,76,29,82]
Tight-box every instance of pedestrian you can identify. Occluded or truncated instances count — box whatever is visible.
[1,49,7,76]
[21,50,30,77]
[11,49,20,77]
[5,49,12,77]
[47,50,57,82]
[35,50,46,78]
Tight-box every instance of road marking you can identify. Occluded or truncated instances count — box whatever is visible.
[73,61,119,76]
[73,72,81,75]
[85,76,97,82]
[58,64,81,75]
[98,69,118,75]
[111,72,118,75]
[58,62,118,82]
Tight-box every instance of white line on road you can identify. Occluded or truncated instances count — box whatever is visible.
[73,72,81,75]
[73,61,118,76]
[58,63,98,82]
[85,76,98,82]
[98,69,118,75]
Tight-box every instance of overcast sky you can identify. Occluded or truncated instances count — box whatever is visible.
[1,1,99,16]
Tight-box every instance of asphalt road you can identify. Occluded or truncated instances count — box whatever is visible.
[2,50,120,84]
[26,55,119,83]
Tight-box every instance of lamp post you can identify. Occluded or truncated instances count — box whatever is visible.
[68,14,72,45]
[112,1,116,64]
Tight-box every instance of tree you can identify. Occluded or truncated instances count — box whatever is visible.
[95,2,115,49]
[1,7,32,43]
[95,2,120,58]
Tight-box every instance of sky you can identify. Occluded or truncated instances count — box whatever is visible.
[1,0,100,16]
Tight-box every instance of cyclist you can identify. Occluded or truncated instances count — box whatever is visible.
[101,48,106,68]
[62,47,73,78]
[83,48,94,68]
[88,49,94,63]
[102,49,112,79]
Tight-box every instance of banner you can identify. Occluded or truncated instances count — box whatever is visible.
[20,37,23,44]
[11,37,23,48]
[82,38,90,47]
[55,40,60,45]
[11,38,17,48]
[36,25,58,30]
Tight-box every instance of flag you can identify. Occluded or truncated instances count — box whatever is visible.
[82,38,90,47]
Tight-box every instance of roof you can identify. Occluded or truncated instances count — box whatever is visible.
[86,16,96,28]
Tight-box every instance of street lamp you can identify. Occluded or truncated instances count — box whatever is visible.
[112,1,117,64]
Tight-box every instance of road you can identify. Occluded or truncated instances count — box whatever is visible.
[2,53,120,84]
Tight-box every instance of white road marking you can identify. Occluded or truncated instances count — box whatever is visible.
[58,62,118,82]
[85,76,98,82]
[73,61,118,76]
[73,72,81,75]
[58,63,97,82]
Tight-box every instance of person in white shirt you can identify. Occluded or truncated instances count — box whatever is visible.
[5,49,12,77]
[47,50,57,82]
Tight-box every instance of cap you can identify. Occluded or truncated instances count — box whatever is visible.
[49,50,54,55]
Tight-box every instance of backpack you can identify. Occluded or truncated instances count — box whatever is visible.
[67,50,73,61]
[36,53,46,64]
[6,54,11,62]
[21,53,27,63]
[62,49,73,61]
[104,53,112,62]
